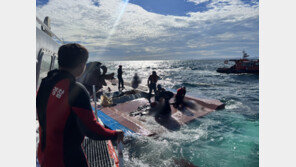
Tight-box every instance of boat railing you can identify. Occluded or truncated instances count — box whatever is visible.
[92,85,124,167]
[36,17,64,44]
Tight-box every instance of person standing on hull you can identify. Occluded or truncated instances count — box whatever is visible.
[131,73,141,90]
[174,86,186,109]
[147,71,160,103]
[117,65,124,90]
[36,43,124,167]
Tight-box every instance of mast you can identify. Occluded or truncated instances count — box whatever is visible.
[242,50,249,59]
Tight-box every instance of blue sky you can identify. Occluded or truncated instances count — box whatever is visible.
[128,0,213,16]
[37,0,259,60]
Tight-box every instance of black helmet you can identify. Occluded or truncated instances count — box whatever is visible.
[95,61,102,67]
[101,65,107,74]
[157,84,162,90]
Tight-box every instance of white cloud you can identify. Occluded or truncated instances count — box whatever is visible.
[37,0,259,60]
[187,40,214,48]
[186,0,209,5]
[216,32,236,40]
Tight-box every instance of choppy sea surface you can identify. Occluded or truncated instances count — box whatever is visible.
[102,59,259,167]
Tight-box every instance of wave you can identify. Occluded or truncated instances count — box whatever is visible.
[173,82,213,89]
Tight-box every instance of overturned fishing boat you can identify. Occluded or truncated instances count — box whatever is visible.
[217,51,259,74]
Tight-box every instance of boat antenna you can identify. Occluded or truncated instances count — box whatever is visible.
[36,16,64,44]
[242,50,249,58]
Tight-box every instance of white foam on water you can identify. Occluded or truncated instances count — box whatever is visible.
[122,134,175,167]
[225,100,243,110]
[195,70,221,76]
[121,116,225,166]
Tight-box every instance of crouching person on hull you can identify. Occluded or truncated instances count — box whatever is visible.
[174,86,186,109]
[154,84,174,117]
[36,43,124,167]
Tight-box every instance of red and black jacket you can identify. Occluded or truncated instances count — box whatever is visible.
[37,69,117,167]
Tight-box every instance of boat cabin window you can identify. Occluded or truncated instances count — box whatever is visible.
[37,51,55,89]
[53,56,59,69]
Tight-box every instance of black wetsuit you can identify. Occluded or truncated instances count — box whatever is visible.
[117,68,124,89]
[37,69,118,167]
[148,74,160,102]
[158,91,174,116]
[174,88,186,108]
[131,75,141,89]
[155,88,165,102]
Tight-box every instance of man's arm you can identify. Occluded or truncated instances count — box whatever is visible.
[69,82,122,140]
[73,106,118,140]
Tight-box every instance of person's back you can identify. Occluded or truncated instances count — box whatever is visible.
[36,43,123,167]
[176,87,186,96]
[148,73,159,84]
[131,73,141,89]
[174,87,186,108]
[37,69,103,166]
[117,67,123,77]
[147,71,160,102]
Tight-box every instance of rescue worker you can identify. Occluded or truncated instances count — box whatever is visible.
[157,87,174,116]
[78,62,114,96]
[36,43,124,167]
[174,86,186,108]
[81,61,102,93]
[131,73,141,89]
[147,71,160,103]
[155,84,165,102]
[117,65,124,90]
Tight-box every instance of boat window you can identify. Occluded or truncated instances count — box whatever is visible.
[53,56,59,69]
[37,53,54,88]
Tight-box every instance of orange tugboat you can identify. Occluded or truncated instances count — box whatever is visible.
[217,51,259,74]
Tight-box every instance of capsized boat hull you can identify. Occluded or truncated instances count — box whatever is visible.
[92,92,224,136]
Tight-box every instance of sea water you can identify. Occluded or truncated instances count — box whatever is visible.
[103,59,259,167]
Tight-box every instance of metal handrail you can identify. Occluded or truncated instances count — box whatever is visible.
[92,85,124,167]
[36,17,64,44]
